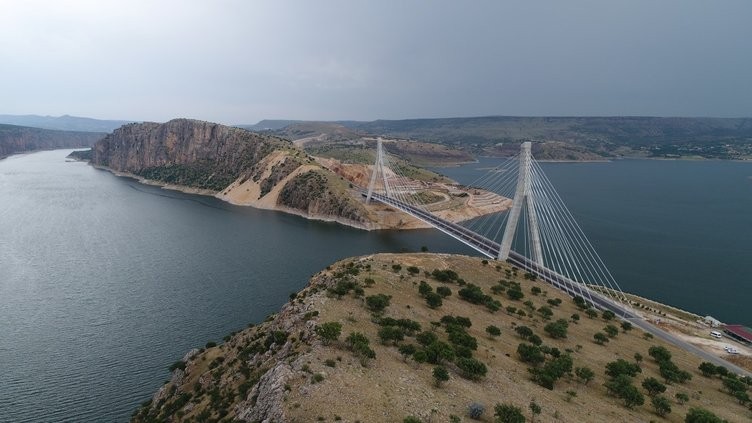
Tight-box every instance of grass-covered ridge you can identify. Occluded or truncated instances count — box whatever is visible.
[132,253,751,423]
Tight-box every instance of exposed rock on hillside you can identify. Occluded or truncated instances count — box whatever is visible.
[90,119,372,227]
[0,124,103,158]
[91,119,508,230]
[92,119,287,191]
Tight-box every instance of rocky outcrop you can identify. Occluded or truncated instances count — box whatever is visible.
[92,119,289,191]
[91,118,375,227]
[0,124,103,158]
[277,169,368,225]
[234,363,293,423]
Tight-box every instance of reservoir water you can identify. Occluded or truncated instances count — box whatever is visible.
[436,157,752,327]
[0,150,474,423]
[1,150,750,422]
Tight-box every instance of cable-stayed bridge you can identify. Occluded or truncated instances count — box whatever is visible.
[361,139,751,377]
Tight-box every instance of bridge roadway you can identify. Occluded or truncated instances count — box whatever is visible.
[365,190,752,377]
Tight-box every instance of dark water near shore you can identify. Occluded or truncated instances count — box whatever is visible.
[0,150,475,423]
[1,150,750,422]
[436,157,752,327]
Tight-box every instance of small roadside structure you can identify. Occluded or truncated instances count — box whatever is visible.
[703,315,723,327]
[722,324,752,345]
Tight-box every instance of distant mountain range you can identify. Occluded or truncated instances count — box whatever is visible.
[0,114,133,133]
[4,114,752,161]
[241,116,752,160]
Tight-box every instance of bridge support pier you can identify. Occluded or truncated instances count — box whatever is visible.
[366,138,390,204]
[498,142,544,265]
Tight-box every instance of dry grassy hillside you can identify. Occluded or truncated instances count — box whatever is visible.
[132,254,751,423]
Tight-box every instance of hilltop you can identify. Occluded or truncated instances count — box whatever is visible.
[132,253,752,423]
[0,114,133,133]
[90,119,506,229]
[0,123,104,159]
[239,116,752,161]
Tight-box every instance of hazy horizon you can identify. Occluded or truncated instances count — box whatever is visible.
[2,1,751,125]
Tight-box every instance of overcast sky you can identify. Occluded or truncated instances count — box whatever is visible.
[1,1,751,124]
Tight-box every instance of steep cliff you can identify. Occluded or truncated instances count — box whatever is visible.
[91,119,372,226]
[92,119,289,191]
[0,124,103,159]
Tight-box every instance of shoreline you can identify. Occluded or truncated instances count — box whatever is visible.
[91,164,380,232]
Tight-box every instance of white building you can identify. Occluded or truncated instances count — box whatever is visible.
[703,315,723,327]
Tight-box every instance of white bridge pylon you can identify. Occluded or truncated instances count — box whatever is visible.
[366,138,391,204]
[498,141,543,265]
[363,140,627,309]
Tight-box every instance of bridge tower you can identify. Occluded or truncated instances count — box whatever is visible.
[366,138,391,204]
[498,142,544,265]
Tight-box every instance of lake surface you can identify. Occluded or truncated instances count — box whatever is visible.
[1,151,750,422]
[437,157,752,327]
[0,150,475,423]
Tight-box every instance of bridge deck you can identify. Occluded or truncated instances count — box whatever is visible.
[363,189,752,377]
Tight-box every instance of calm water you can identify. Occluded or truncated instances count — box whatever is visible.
[1,151,750,422]
[437,157,752,327]
[0,150,474,423]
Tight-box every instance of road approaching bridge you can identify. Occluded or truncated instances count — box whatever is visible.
[362,189,752,378]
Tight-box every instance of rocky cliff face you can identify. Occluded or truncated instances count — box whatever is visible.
[91,119,372,226]
[0,124,103,158]
[92,119,288,191]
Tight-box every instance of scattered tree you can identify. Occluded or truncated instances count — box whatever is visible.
[457,357,488,380]
[621,321,633,333]
[675,392,689,405]
[529,401,542,422]
[602,310,616,321]
[544,319,569,339]
[494,403,525,423]
[538,306,554,320]
[573,295,587,309]
[436,286,452,298]
[605,359,642,379]
[515,325,533,339]
[604,324,619,338]
[315,322,342,345]
[698,362,718,377]
[507,288,524,301]
[684,407,724,423]
[517,343,545,366]
[418,281,433,297]
[425,292,443,309]
[486,325,502,338]
[593,332,609,345]
[648,345,672,363]
[547,298,562,307]
[651,395,672,417]
[634,352,643,365]
[575,366,595,385]
[433,366,450,387]
[377,326,404,345]
[424,340,456,364]
[398,344,416,362]
[365,294,391,312]
[642,377,667,397]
